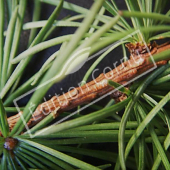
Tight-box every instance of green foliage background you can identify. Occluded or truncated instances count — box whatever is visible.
[0,0,170,169]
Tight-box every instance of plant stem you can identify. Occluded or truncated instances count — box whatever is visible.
[0,0,5,91]
[1,6,18,88]
[7,0,27,77]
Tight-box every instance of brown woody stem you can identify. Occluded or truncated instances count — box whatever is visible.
[3,43,170,135]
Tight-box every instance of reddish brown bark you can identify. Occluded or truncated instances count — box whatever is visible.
[4,42,170,134]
